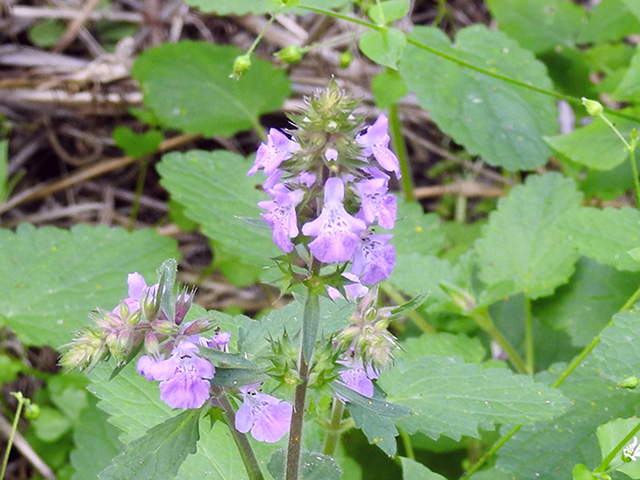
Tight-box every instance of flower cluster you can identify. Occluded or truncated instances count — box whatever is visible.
[249,85,398,285]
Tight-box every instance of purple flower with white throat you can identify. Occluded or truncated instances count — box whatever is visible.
[353,178,397,229]
[248,129,299,177]
[235,383,292,443]
[136,340,214,409]
[302,177,366,263]
[351,232,396,285]
[259,184,304,253]
[357,115,401,179]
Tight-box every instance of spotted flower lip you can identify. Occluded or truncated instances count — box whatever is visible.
[301,177,367,263]
[248,129,300,177]
[337,354,379,398]
[234,383,292,443]
[356,114,401,179]
[350,233,396,285]
[136,340,214,409]
[259,184,304,253]
[353,177,397,229]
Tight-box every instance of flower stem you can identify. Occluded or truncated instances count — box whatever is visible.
[388,103,414,202]
[470,307,527,375]
[595,422,640,473]
[213,387,265,480]
[322,398,345,456]
[285,290,319,480]
[524,297,534,375]
[1,393,26,480]
[380,282,436,334]
[399,428,415,460]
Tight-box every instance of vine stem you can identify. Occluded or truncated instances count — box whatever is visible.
[213,387,265,480]
[465,284,640,477]
[1,393,26,480]
[285,290,320,480]
[322,398,345,456]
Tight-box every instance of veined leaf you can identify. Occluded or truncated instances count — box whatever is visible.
[400,457,447,480]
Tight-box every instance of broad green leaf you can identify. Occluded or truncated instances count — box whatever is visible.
[614,45,640,102]
[372,71,409,109]
[379,355,571,440]
[359,28,407,69]
[535,257,640,347]
[400,25,557,171]
[398,332,486,363]
[48,372,89,423]
[623,0,640,23]
[98,410,200,480]
[181,0,350,15]
[367,0,409,24]
[579,156,640,200]
[596,418,640,478]
[494,361,640,479]
[0,224,177,347]
[577,0,640,44]
[487,0,585,53]
[400,457,447,480]
[560,207,640,271]
[267,449,342,480]
[71,396,124,480]
[332,383,410,418]
[393,200,446,257]
[572,464,597,480]
[592,308,640,384]
[32,407,71,442]
[132,42,291,137]
[475,173,582,299]
[0,140,7,201]
[158,149,280,285]
[544,113,639,170]
[209,367,268,387]
[113,126,163,159]
[350,404,398,456]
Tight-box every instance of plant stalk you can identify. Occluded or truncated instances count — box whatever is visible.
[524,297,534,375]
[322,398,345,456]
[1,393,25,480]
[388,103,414,202]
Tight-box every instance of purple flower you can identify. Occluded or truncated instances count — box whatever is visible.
[235,383,292,443]
[357,115,401,179]
[259,184,304,253]
[337,355,379,398]
[353,178,397,229]
[327,272,369,301]
[351,233,396,285]
[248,129,299,177]
[113,272,158,315]
[301,177,366,263]
[201,329,231,352]
[136,340,214,409]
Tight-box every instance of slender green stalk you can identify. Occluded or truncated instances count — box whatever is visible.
[454,195,467,223]
[399,428,415,461]
[298,5,640,124]
[524,297,534,375]
[285,290,319,480]
[470,307,527,375]
[388,103,414,202]
[594,422,640,473]
[322,398,345,456]
[463,425,522,477]
[128,156,149,231]
[213,387,264,480]
[1,393,26,480]
[380,282,436,334]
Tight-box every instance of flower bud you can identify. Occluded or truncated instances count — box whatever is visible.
[440,282,476,313]
[151,319,179,335]
[619,376,640,389]
[59,329,108,371]
[581,97,603,117]
[175,288,194,325]
[230,54,251,80]
[140,288,160,321]
[24,402,41,420]
[275,45,302,64]
[339,50,353,69]
[182,317,211,335]
[144,331,161,357]
[126,309,142,327]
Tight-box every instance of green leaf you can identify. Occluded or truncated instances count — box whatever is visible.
[368,0,410,24]
[158,149,280,285]
[398,333,486,363]
[98,410,200,480]
[596,418,640,478]
[544,113,639,170]
[623,0,640,23]
[494,361,640,479]
[332,382,410,418]
[28,19,66,48]
[359,28,407,69]
[32,407,71,442]
[487,0,585,53]
[71,397,124,480]
[113,126,163,159]
[372,71,409,109]
[572,464,597,480]
[475,173,582,300]
[197,346,258,369]
[0,224,177,347]
[350,404,398,456]
[132,41,291,137]
[209,367,268,387]
[392,199,446,257]
[267,449,342,480]
[560,207,640,271]
[400,457,447,480]
[400,25,557,171]
[614,45,640,102]
[534,257,640,347]
[592,308,640,385]
[379,355,571,440]
[577,0,640,44]
[0,139,7,201]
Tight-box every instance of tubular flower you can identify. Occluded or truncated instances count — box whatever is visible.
[259,184,304,253]
[350,233,396,285]
[235,383,292,443]
[356,114,401,179]
[353,177,397,229]
[248,129,300,177]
